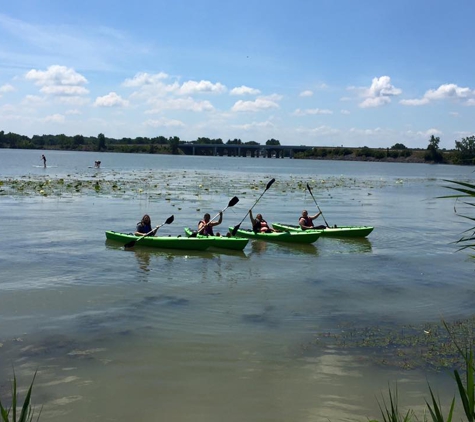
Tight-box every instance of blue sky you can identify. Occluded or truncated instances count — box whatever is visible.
[1,0,474,149]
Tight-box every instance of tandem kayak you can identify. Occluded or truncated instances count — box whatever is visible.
[105,231,216,251]
[228,227,322,244]
[272,223,374,238]
[184,228,249,251]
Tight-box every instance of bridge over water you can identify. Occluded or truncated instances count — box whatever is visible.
[178,143,315,158]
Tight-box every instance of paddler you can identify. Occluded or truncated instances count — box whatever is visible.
[198,212,223,236]
[299,210,326,230]
[249,210,277,233]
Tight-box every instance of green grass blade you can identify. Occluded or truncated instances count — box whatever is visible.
[454,369,473,421]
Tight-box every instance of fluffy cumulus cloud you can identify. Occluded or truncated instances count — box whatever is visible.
[122,72,169,87]
[178,80,226,95]
[231,95,281,112]
[94,92,129,107]
[293,108,333,116]
[230,85,261,96]
[357,76,402,108]
[25,65,89,96]
[400,83,474,106]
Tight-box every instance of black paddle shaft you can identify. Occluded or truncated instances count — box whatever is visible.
[232,178,275,235]
[306,184,329,227]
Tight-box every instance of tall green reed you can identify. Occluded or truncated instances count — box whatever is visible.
[0,371,41,422]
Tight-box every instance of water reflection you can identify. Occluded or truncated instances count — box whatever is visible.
[249,240,319,256]
[336,237,372,253]
[318,237,372,254]
[105,239,215,260]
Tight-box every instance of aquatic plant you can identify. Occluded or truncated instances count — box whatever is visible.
[442,179,475,252]
[0,371,41,422]
[371,322,474,422]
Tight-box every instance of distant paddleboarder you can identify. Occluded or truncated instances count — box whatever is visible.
[41,154,46,168]
[94,160,101,168]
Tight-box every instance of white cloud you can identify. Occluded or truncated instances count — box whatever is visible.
[293,108,333,116]
[340,109,350,115]
[42,114,65,123]
[22,95,45,105]
[231,97,280,112]
[122,72,169,87]
[357,76,401,108]
[144,117,185,128]
[25,65,89,99]
[146,97,214,112]
[399,98,430,106]
[425,83,471,100]
[297,125,340,136]
[57,96,90,106]
[466,99,475,106]
[299,90,313,97]
[400,83,473,106]
[26,65,87,87]
[231,121,275,130]
[178,80,226,95]
[94,92,129,107]
[40,85,89,96]
[0,83,15,94]
[65,109,82,115]
[230,85,261,96]
[405,128,442,138]
[359,96,391,108]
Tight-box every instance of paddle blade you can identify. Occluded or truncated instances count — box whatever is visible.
[306,183,313,194]
[228,196,239,207]
[124,240,136,249]
[231,224,241,236]
[266,178,276,190]
[165,215,174,225]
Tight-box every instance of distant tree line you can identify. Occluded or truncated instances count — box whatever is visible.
[0,130,474,164]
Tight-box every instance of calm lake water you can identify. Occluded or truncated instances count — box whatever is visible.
[0,149,474,421]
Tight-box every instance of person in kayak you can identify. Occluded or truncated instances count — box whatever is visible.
[249,210,277,233]
[135,214,158,236]
[299,210,326,230]
[198,212,223,236]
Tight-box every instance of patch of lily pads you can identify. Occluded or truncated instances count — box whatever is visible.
[0,170,393,200]
[302,316,475,371]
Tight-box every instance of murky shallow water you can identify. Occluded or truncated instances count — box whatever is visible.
[0,149,474,421]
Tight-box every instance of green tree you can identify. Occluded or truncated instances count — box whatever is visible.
[168,136,180,154]
[97,133,106,151]
[391,143,407,150]
[266,138,280,146]
[425,135,443,163]
[454,135,475,164]
[73,134,84,149]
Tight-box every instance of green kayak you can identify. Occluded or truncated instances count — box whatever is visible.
[228,227,321,244]
[184,228,249,251]
[105,231,215,251]
[272,223,374,238]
